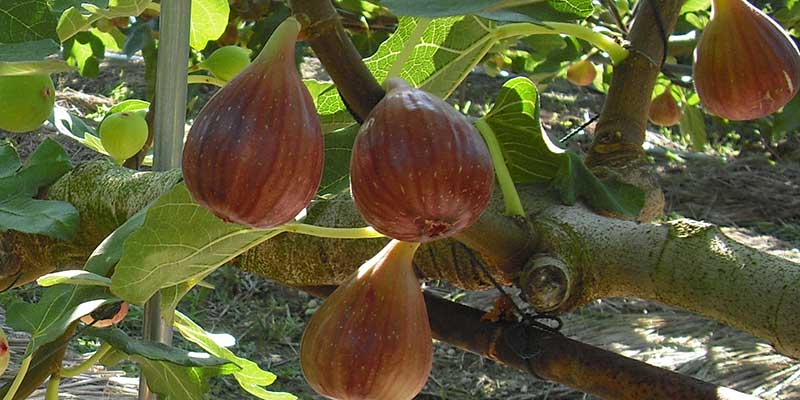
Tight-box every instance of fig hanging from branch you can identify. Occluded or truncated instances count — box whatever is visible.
[182,17,324,228]
[693,0,800,120]
[300,240,432,400]
[349,78,495,243]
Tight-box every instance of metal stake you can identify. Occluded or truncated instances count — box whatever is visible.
[138,0,191,398]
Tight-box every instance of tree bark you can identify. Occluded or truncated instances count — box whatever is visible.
[4,162,799,360]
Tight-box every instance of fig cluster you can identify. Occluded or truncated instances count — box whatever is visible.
[693,0,800,120]
[182,17,324,228]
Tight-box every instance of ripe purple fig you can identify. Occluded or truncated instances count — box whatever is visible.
[301,240,432,400]
[182,17,324,228]
[693,0,800,120]
[350,78,494,243]
[649,87,682,126]
[566,59,597,87]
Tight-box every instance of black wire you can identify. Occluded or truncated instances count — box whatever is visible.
[560,114,600,143]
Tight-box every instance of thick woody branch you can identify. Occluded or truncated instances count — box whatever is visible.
[304,286,755,400]
[587,0,684,166]
[288,0,384,121]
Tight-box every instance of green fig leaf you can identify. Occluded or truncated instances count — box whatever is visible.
[553,152,645,218]
[680,104,707,152]
[0,0,59,49]
[5,207,148,356]
[174,311,297,400]
[37,270,113,287]
[482,76,565,183]
[189,0,230,50]
[0,139,78,240]
[381,0,592,18]
[110,183,281,305]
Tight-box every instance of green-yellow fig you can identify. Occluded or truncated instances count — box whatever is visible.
[203,46,252,81]
[649,88,682,126]
[0,75,56,133]
[99,111,148,163]
[566,59,597,87]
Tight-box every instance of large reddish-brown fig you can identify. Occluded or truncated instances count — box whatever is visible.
[648,87,682,126]
[693,0,800,120]
[300,240,432,400]
[350,78,494,242]
[182,17,323,228]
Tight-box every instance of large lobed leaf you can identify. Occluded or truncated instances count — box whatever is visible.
[6,207,147,356]
[381,0,593,18]
[0,0,59,61]
[110,183,280,305]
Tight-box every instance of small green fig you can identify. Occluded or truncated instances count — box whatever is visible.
[0,74,55,133]
[99,111,149,163]
[693,0,800,120]
[203,46,252,81]
[649,87,682,126]
[566,59,597,87]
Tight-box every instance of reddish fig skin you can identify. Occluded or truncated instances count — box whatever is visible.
[182,18,324,228]
[301,240,432,400]
[350,78,494,243]
[80,302,129,328]
[566,59,597,87]
[693,0,800,120]
[648,88,682,126]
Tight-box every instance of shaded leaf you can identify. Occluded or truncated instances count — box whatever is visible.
[0,0,59,44]
[0,39,60,62]
[87,327,233,367]
[553,152,644,217]
[679,104,707,152]
[0,139,78,240]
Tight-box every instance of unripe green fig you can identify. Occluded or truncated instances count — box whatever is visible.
[301,240,432,400]
[566,59,596,87]
[203,46,251,81]
[693,0,800,120]
[99,111,148,163]
[0,74,55,133]
[0,327,9,376]
[182,17,324,228]
[350,78,495,243]
[649,88,682,126]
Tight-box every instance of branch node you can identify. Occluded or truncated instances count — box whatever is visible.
[518,255,572,312]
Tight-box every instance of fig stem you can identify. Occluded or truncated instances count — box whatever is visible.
[385,18,431,80]
[45,374,59,400]
[187,74,226,87]
[494,22,628,64]
[280,223,385,239]
[2,355,31,400]
[254,17,301,65]
[474,118,526,217]
[61,342,112,378]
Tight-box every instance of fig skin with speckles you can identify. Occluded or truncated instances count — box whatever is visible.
[693,0,800,120]
[350,78,494,243]
[300,240,432,400]
[182,17,323,228]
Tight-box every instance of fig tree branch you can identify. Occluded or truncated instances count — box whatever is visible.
[587,0,684,167]
[5,162,800,360]
[288,0,384,121]
[303,285,756,400]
